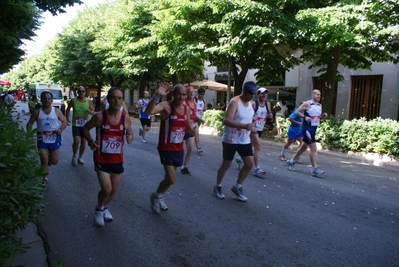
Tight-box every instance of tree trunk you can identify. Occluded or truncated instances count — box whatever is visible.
[323,46,341,115]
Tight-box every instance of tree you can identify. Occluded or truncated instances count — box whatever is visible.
[151,0,304,96]
[0,0,82,74]
[294,0,399,115]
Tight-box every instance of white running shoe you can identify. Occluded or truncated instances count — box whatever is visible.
[103,208,113,222]
[94,210,105,226]
[159,197,168,211]
[230,186,248,202]
[286,159,295,171]
[71,156,77,166]
[254,168,266,176]
[213,185,225,199]
[78,158,85,164]
[279,154,286,161]
[141,138,147,143]
[150,194,161,214]
[311,168,325,176]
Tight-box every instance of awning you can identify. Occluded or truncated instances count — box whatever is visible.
[0,80,11,86]
[187,80,234,92]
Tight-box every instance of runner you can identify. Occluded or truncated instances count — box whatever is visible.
[194,87,206,153]
[136,90,151,143]
[83,87,133,227]
[65,85,95,165]
[26,91,68,188]
[145,83,195,213]
[286,89,328,176]
[213,81,257,202]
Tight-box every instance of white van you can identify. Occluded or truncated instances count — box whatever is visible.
[29,83,65,115]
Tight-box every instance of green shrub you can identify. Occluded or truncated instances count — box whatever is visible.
[316,117,399,156]
[0,102,46,267]
[203,109,225,135]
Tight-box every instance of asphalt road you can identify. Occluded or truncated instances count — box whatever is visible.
[15,102,399,267]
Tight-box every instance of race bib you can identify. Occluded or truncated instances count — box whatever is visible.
[235,128,250,141]
[170,126,185,144]
[42,130,57,144]
[75,117,86,127]
[310,116,320,126]
[101,135,123,154]
[254,117,266,129]
[197,109,203,117]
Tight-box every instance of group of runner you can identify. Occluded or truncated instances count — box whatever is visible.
[26,82,327,226]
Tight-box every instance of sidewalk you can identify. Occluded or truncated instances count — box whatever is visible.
[11,223,48,267]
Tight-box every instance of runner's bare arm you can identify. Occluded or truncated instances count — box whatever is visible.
[125,114,133,144]
[26,109,39,131]
[55,108,68,135]
[83,113,102,151]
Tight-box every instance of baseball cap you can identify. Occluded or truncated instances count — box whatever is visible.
[257,87,269,94]
[243,81,257,94]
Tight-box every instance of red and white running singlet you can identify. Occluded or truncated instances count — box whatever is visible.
[94,110,126,164]
[158,102,187,151]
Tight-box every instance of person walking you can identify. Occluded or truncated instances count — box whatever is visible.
[26,91,68,188]
[145,83,195,213]
[66,86,95,165]
[279,107,304,162]
[194,87,206,153]
[286,89,328,176]
[213,81,257,202]
[82,87,133,227]
[180,86,203,175]
[135,90,151,143]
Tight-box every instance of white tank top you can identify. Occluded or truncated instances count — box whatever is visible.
[253,102,268,132]
[37,107,61,143]
[196,99,205,118]
[221,96,253,144]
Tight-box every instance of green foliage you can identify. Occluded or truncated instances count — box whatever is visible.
[202,109,225,135]
[0,0,82,74]
[314,117,399,156]
[276,117,290,138]
[0,102,46,266]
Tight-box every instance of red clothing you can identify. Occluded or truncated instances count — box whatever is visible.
[184,98,197,122]
[94,110,126,164]
[158,102,187,151]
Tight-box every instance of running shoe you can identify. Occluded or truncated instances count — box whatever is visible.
[78,158,85,164]
[180,167,191,175]
[42,178,48,189]
[139,128,142,136]
[103,208,113,222]
[94,209,105,226]
[71,156,77,166]
[311,168,325,177]
[197,148,203,154]
[279,154,286,161]
[286,159,295,171]
[235,157,242,170]
[141,138,147,143]
[295,157,303,164]
[230,186,248,202]
[213,185,225,199]
[159,197,168,211]
[254,168,266,176]
[150,194,161,214]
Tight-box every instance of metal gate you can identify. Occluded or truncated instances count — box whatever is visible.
[350,75,382,120]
